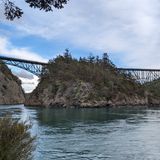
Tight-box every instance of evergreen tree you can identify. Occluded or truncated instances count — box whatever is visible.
[63,49,71,59]
[102,53,109,64]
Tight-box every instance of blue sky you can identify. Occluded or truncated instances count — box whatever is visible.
[1,0,160,92]
[0,22,123,66]
[0,0,135,66]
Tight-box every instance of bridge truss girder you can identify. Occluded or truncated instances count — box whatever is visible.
[118,68,160,83]
[0,55,47,76]
[2,60,44,76]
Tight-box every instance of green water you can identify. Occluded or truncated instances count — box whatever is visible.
[1,105,160,160]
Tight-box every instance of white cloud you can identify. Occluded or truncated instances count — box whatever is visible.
[0,36,47,92]
[0,36,48,62]
[2,0,160,68]
[20,76,39,93]
[14,70,34,80]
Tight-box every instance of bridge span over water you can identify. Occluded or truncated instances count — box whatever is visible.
[0,55,160,83]
[0,56,47,76]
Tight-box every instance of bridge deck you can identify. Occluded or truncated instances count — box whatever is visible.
[0,56,47,65]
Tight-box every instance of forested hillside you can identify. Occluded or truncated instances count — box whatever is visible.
[25,51,147,107]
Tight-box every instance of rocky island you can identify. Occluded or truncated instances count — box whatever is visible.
[25,52,153,107]
[1,52,160,107]
[0,61,25,105]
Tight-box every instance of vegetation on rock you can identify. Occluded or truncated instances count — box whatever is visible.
[0,61,20,84]
[144,80,160,97]
[143,80,160,105]
[25,50,146,107]
[41,50,144,98]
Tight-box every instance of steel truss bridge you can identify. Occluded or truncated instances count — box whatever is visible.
[118,68,160,83]
[0,56,160,83]
[0,56,47,76]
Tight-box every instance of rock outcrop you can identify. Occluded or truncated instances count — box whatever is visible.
[0,62,25,105]
[25,80,148,107]
[25,53,150,107]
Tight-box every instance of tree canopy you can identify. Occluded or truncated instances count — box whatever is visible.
[2,0,69,20]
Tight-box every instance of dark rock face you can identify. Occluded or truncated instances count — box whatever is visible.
[0,62,25,105]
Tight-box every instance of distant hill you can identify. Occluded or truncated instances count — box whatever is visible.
[0,61,25,105]
[25,52,149,107]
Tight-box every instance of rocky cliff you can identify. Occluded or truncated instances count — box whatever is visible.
[25,53,149,107]
[0,62,25,105]
[25,80,148,107]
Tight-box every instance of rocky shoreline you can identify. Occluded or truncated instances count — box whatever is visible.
[24,80,158,108]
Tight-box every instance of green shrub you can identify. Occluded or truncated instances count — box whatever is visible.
[0,117,35,160]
